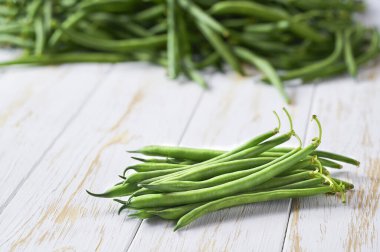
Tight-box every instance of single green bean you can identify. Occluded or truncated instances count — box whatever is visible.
[133,5,165,22]
[0,53,129,66]
[0,34,33,48]
[124,167,187,184]
[124,163,187,173]
[344,29,357,76]
[178,0,228,36]
[65,29,167,52]
[175,187,333,230]
[277,178,324,190]
[167,0,180,78]
[314,150,360,166]
[79,0,140,13]
[196,21,243,75]
[34,17,44,55]
[146,203,203,220]
[234,46,290,103]
[129,146,224,162]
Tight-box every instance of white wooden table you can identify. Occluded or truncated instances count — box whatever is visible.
[1,5,380,252]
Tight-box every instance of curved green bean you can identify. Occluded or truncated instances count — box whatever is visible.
[175,187,333,230]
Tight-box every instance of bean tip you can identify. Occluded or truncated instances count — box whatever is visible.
[127,150,139,154]
[86,189,96,197]
[173,225,181,232]
[131,156,146,162]
[113,198,127,204]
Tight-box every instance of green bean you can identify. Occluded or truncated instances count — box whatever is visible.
[272,147,359,166]
[48,11,86,47]
[314,150,360,166]
[234,46,290,103]
[124,167,187,184]
[194,52,220,69]
[65,29,167,52]
[43,0,52,33]
[128,211,154,219]
[288,0,364,11]
[199,112,281,164]
[79,0,141,13]
[131,188,157,197]
[344,29,357,77]
[129,146,224,162]
[178,10,208,89]
[277,178,324,190]
[148,21,167,35]
[222,18,254,29]
[0,22,33,34]
[178,0,228,36]
[124,163,187,173]
[26,0,42,21]
[318,157,342,169]
[0,53,129,67]
[0,34,34,48]
[244,21,289,33]
[130,156,182,164]
[133,5,165,22]
[167,0,180,78]
[86,183,139,198]
[0,6,18,16]
[210,1,289,21]
[280,32,343,80]
[333,178,354,190]
[145,203,203,220]
[175,187,333,230]
[196,21,243,75]
[34,17,44,55]
[124,22,152,38]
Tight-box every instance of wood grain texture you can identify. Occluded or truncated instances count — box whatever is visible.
[0,63,202,251]
[128,72,315,252]
[0,64,111,208]
[283,65,380,252]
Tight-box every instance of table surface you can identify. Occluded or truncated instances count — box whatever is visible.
[1,5,380,252]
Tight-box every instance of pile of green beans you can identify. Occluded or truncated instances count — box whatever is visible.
[88,109,359,230]
[0,1,379,102]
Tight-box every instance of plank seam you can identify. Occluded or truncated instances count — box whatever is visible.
[124,90,205,252]
[280,84,317,252]
[0,64,114,216]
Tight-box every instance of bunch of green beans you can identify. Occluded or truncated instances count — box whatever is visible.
[0,1,379,103]
[88,109,358,230]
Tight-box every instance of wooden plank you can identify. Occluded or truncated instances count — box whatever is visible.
[283,65,380,252]
[0,64,112,209]
[128,72,315,252]
[0,63,203,251]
